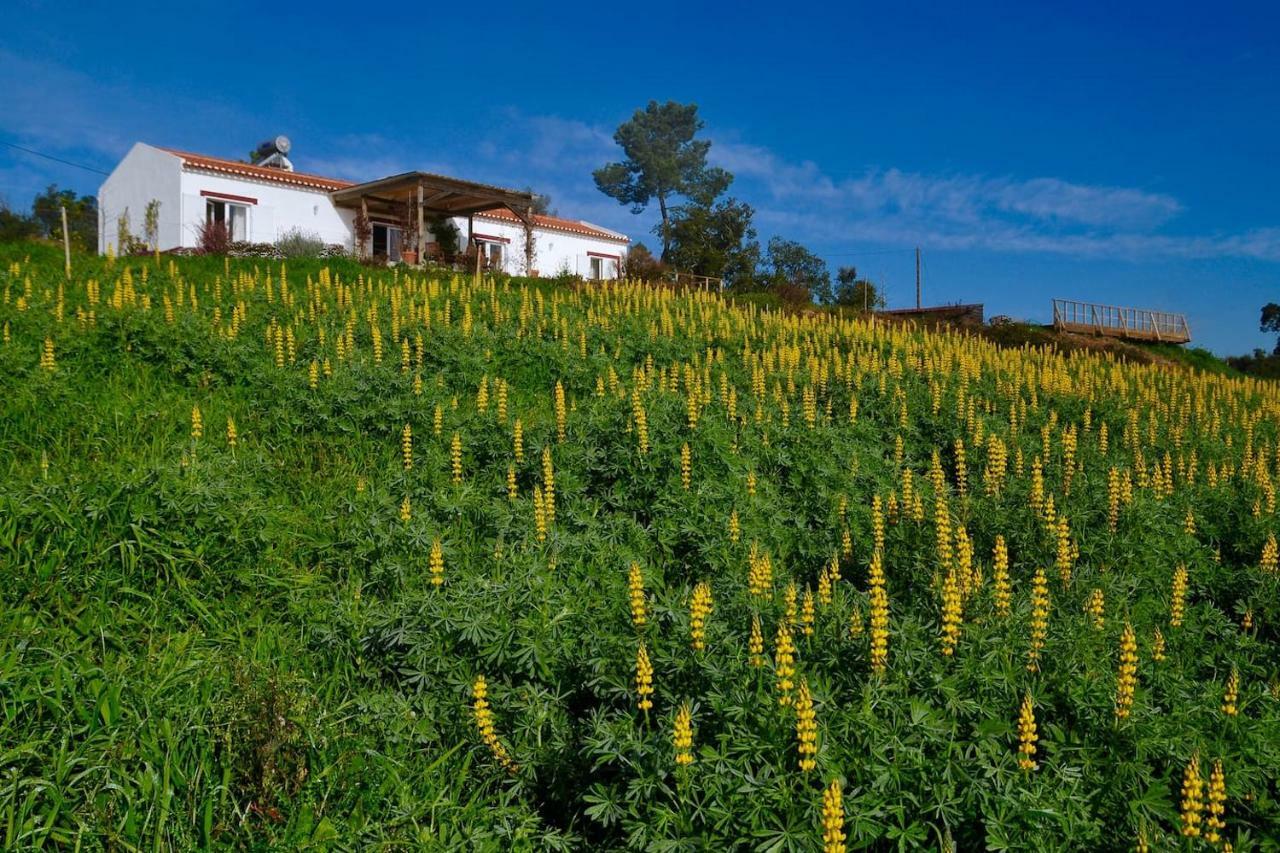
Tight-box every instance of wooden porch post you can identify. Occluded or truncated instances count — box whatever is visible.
[360,197,369,259]
[416,182,425,267]
[469,214,480,287]
[524,206,534,277]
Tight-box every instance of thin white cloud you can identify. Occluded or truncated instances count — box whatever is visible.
[707,138,1277,262]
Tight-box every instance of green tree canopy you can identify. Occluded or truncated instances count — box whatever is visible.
[765,237,831,303]
[593,101,716,261]
[666,194,760,287]
[1262,302,1280,355]
[835,266,887,310]
[31,184,97,251]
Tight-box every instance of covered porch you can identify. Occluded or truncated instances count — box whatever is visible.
[331,172,536,271]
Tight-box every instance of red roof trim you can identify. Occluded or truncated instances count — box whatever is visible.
[473,232,511,244]
[163,147,354,191]
[201,189,258,205]
[587,251,620,260]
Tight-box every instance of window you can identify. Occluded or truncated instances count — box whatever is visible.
[484,241,503,270]
[588,254,617,281]
[372,223,402,261]
[206,199,247,241]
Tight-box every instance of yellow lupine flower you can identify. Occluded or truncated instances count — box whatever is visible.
[795,678,818,772]
[673,701,694,765]
[1016,691,1038,771]
[635,641,654,712]
[821,778,846,853]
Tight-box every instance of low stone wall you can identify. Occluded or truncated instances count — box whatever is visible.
[878,304,985,327]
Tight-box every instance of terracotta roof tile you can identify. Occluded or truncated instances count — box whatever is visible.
[161,148,355,191]
[476,208,628,243]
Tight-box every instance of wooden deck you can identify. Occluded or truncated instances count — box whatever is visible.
[1052,298,1190,344]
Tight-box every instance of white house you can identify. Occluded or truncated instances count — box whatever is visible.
[98,140,628,279]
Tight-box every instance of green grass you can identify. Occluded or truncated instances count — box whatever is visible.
[0,241,1277,849]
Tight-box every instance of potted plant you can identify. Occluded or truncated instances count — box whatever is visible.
[399,201,419,265]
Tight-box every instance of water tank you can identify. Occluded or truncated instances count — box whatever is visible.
[253,135,291,162]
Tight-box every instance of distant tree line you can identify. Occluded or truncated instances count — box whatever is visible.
[1226,303,1280,379]
[0,185,97,251]
[594,100,884,309]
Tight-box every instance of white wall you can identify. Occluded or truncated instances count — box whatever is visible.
[459,214,627,278]
[98,143,183,253]
[177,170,354,249]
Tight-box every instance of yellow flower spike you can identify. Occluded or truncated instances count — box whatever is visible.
[1115,622,1138,720]
[939,567,962,657]
[471,675,518,774]
[992,536,1011,618]
[774,622,796,705]
[801,587,815,637]
[1151,627,1166,662]
[190,405,203,441]
[673,701,694,766]
[628,562,647,628]
[634,641,654,712]
[1221,666,1239,717]
[794,678,818,772]
[1261,533,1278,574]
[1170,565,1189,628]
[867,550,889,675]
[1016,691,1038,771]
[1085,588,1105,631]
[399,494,411,523]
[680,442,692,491]
[1205,759,1227,843]
[428,538,445,586]
[451,432,463,484]
[689,581,713,651]
[748,614,764,667]
[1027,567,1050,672]
[554,380,567,442]
[1180,754,1204,837]
[225,416,237,450]
[401,423,413,471]
[821,778,846,853]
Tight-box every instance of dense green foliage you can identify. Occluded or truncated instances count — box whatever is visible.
[1,242,1278,850]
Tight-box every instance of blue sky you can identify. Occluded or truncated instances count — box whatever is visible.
[2,0,1277,354]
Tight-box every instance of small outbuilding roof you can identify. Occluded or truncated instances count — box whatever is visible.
[475,208,629,243]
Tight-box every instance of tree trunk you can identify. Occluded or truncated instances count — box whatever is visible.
[657,192,671,262]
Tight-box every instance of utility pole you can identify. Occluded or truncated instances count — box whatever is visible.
[915,246,921,309]
[61,205,72,278]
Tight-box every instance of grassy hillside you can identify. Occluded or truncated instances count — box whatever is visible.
[1,242,1278,849]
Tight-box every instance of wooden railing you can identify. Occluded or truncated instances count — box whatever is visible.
[1052,298,1190,344]
[666,271,725,292]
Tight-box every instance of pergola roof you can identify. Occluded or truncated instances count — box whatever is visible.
[331,172,537,220]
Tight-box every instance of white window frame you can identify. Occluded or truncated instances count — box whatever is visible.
[206,199,248,241]
[371,222,403,261]
[482,240,504,270]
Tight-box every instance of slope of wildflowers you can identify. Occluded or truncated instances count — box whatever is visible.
[1,243,1278,849]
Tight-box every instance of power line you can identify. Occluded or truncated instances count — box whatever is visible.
[1,141,110,176]
[822,247,918,258]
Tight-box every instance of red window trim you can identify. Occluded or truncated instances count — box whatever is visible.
[200,189,258,205]
[587,251,620,261]
[473,232,511,244]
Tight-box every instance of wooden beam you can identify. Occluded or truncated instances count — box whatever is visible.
[523,205,534,277]
[360,196,368,259]
[417,182,425,267]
